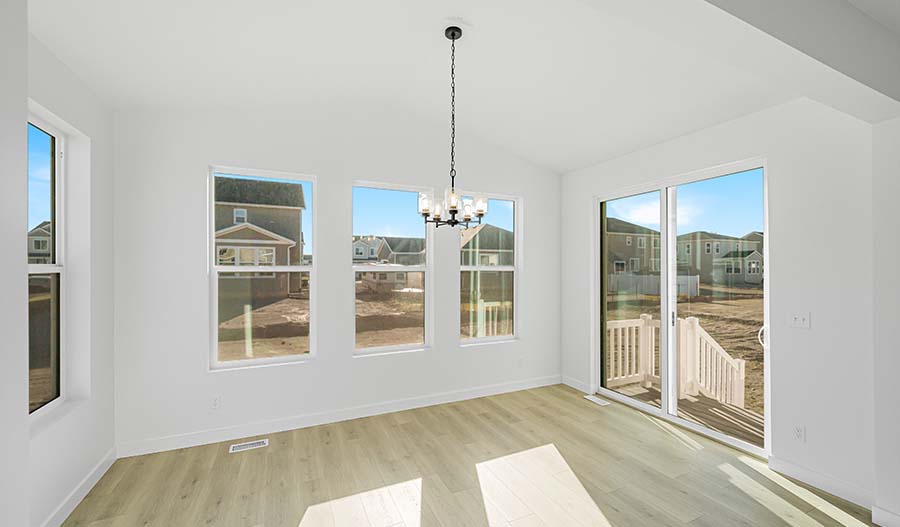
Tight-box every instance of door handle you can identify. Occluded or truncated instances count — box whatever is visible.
[757,326,768,347]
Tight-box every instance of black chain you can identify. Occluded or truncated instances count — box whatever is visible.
[449,36,456,188]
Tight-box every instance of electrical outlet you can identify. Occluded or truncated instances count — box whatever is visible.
[212,395,223,410]
[793,424,806,443]
[790,312,811,329]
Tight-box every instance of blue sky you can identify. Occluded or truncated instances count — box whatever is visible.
[353,187,514,236]
[606,167,764,237]
[28,123,54,230]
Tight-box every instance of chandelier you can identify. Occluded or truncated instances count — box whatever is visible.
[417,26,488,228]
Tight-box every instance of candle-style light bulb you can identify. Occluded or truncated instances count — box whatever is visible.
[474,196,488,217]
[418,192,433,217]
[445,188,461,212]
[433,202,444,220]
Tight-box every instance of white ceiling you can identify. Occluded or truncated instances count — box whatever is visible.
[849,0,900,36]
[27,0,900,173]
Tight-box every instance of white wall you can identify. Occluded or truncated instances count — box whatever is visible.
[0,1,30,525]
[561,98,876,506]
[113,105,561,455]
[873,116,900,526]
[27,37,117,527]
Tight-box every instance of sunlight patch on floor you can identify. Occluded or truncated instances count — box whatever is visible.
[298,478,422,527]
[738,456,869,527]
[718,463,823,526]
[476,444,612,527]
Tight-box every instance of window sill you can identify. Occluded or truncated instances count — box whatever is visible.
[354,344,430,358]
[209,353,314,373]
[29,397,85,438]
[460,336,519,348]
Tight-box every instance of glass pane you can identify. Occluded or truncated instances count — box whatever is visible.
[675,168,764,447]
[352,187,425,266]
[29,274,60,412]
[599,191,662,408]
[214,173,311,266]
[460,198,515,266]
[460,270,514,339]
[217,271,310,362]
[355,271,425,349]
[28,123,55,264]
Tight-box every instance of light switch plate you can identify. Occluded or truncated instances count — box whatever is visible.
[790,312,811,329]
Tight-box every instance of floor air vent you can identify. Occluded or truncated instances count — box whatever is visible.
[229,438,268,453]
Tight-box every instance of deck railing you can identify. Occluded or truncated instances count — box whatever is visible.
[605,315,746,408]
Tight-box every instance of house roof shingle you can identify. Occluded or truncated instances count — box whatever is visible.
[215,176,306,208]
[677,230,741,241]
[382,237,426,253]
[604,217,658,236]
[460,223,514,251]
[28,220,52,236]
[720,250,759,258]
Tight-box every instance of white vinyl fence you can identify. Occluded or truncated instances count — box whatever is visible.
[605,315,746,408]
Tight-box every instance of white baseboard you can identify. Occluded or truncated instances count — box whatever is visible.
[561,375,590,394]
[40,447,116,527]
[873,505,900,527]
[768,456,872,510]
[118,374,562,458]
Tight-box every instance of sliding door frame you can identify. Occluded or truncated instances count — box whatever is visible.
[590,157,770,458]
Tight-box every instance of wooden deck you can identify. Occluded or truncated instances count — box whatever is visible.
[615,384,764,447]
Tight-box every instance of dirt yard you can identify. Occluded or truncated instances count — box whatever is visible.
[217,287,425,361]
[607,289,765,415]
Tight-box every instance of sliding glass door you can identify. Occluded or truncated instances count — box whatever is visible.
[598,166,767,451]
[599,192,662,407]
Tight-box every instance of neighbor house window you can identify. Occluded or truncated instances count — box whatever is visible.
[355,246,364,257]
[686,243,691,255]
[353,185,428,352]
[28,121,62,413]
[630,258,640,271]
[705,242,712,254]
[626,236,632,246]
[614,261,626,273]
[461,197,517,341]
[714,242,721,254]
[211,170,313,367]
[233,208,247,224]
[748,261,761,274]
[637,237,645,249]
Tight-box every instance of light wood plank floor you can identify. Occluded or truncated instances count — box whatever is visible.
[63,385,874,526]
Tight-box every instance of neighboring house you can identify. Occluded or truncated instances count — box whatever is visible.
[352,235,382,264]
[713,250,764,284]
[603,217,661,274]
[676,231,760,282]
[357,236,426,292]
[214,177,306,321]
[28,221,53,264]
[742,231,764,253]
[460,223,515,266]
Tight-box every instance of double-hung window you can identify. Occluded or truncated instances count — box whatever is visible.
[27,121,63,413]
[352,185,429,353]
[210,169,314,367]
[461,197,517,341]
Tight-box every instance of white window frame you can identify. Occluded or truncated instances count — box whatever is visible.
[591,157,770,459]
[355,246,364,257]
[208,166,316,371]
[705,242,712,254]
[233,208,247,224]
[685,243,691,255]
[629,257,640,271]
[626,236,632,246]
[27,115,66,417]
[352,181,434,356]
[714,241,721,254]
[458,191,522,346]
[637,237,645,249]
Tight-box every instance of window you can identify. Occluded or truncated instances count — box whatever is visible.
[705,242,712,254]
[686,243,691,255]
[748,261,761,274]
[735,242,741,251]
[233,208,247,224]
[652,238,659,249]
[211,170,313,367]
[28,121,62,413]
[614,261,626,273]
[353,186,428,352]
[714,242,721,254]
[651,258,660,272]
[638,237,646,249]
[461,198,516,340]
[629,258,640,272]
[355,246,364,257]
[626,236,632,246]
